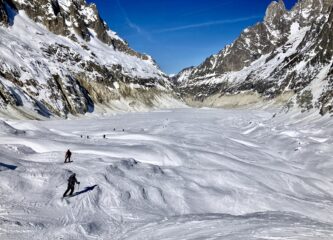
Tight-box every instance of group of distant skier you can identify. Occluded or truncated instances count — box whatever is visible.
[61,124,171,198]
[62,132,125,198]
[61,123,171,198]
[79,129,125,140]
[60,122,169,198]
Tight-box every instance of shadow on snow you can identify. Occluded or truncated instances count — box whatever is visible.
[0,162,17,171]
[71,185,98,197]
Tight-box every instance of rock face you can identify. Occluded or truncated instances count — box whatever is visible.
[175,0,333,114]
[0,0,16,25]
[0,0,8,24]
[12,0,146,59]
[0,0,179,119]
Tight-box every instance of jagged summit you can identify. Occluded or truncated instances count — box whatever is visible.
[175,0,333,114]
[264,0,287,24]
[5,0,147,59]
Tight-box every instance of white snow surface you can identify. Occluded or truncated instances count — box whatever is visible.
[0,108,333,239]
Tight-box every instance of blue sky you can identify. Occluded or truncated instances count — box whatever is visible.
[87,0,298,74]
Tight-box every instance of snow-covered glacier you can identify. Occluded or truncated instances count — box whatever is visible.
[0,108,333,239]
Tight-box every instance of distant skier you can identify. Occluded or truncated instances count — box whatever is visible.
[103,134,106,139]
[63,173,80,197]
[64,149,72,163]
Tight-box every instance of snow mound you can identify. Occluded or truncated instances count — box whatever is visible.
[0,120,25,135]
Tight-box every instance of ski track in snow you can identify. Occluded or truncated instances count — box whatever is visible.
[0,108,333,239]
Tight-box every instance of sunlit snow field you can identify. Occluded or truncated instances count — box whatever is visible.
[0,108,333,239]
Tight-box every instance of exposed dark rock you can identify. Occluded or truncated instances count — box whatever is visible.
[0,0,175,118]
[0,0,17,25]
[175,0,333,114]
[10,0,149,59]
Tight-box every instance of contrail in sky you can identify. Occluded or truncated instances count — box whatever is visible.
[116,0,153,42]
[155,16,262,33]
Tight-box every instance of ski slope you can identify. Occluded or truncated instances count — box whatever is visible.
[0,108,333,239]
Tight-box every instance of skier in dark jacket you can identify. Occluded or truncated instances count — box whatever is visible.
[63,173,80,197]
[64,149,72,163]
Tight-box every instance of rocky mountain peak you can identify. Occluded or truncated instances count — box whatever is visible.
[0,0,178,118]
[175,0,333,115]
[264,0,287,25]
[7,0,148,60]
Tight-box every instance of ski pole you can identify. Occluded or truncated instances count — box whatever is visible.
[56,181,66,188]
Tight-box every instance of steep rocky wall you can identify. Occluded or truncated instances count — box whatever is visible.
[10,0,147,59]
[0,0,16,26]
[176,0,333,115]
[0,0,178,119]
[0,0,8,25]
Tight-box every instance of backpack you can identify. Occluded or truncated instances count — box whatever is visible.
[68,175,76,186]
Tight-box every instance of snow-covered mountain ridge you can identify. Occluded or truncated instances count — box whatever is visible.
[174,0,333,115]
[0,0,181,119]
